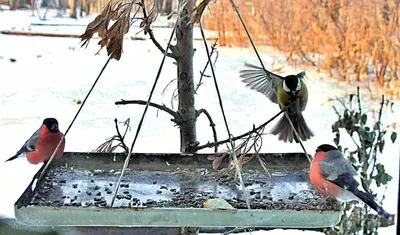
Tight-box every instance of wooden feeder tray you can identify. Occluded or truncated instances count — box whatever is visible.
[14,152,341,228]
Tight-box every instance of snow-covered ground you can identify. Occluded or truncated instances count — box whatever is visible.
[0,10,398,234]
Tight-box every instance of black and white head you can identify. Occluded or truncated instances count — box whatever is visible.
[43,118,59,133]
[282,75,302,96]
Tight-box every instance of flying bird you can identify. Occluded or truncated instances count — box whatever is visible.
[310,144,390,218]
[240,63,313,143]
[6,118,65,164]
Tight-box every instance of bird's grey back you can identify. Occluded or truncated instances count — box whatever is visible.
[319,150,358,180]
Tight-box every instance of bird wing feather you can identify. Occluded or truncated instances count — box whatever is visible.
[239,62,283,104]
[6,129,40,162]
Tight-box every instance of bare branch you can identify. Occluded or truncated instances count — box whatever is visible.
[140,0,176,58]
[197,108,218,152]
[196,39,218,92]
[115,99,182,124]
[114,118,129,153]
[194,98,294,151]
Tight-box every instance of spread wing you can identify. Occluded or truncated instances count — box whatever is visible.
[239,62,282,104]
[6,129,39,162]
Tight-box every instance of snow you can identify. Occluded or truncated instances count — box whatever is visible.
[0,10,398,234]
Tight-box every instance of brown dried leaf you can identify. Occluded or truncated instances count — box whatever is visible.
[80,0,135,60]
[141,0,159,34]
[218,167,231,175]
[189,0,212,24]
[212,152,228,170]
[80,1,115,47]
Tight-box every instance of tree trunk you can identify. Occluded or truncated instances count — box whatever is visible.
[176,0,196,153]
[175,0,198,232]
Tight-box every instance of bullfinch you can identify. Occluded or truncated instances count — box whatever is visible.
[310,144,390,218]
[240,63,313,143]
[6,118,65,164]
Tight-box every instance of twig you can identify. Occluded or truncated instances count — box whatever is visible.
[111,19,179,207]
[161,78,177,96]
[357,86,362,114]
[115,99,182,124]
[336,96,350,111]
[200,22,250,209]
[196,108,218,152]
[121,119,130,139]
[195,39,218,92]
[194,104,291,151]
[369,95,385,177]
[141,0,175,58]
[114,118,129,153]
[38,54,114,181]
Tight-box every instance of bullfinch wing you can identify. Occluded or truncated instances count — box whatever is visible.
[239,62,282,104]
[6,129,39,162]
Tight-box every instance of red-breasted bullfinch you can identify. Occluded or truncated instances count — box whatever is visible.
[240,63,313,143]
[6,118,65,165]
[310,144,390,218]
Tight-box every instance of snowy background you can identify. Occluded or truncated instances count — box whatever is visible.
[0,10,398,234]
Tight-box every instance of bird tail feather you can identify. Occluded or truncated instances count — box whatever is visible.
[353,189,390,219]
[271,113,313,143]
[5,153,20,162]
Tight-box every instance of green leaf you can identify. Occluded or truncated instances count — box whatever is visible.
[378,140,385,153]
[361,114,368,125]
[334,137,339,146]
[374,164,393,187]
[391,132,397,143]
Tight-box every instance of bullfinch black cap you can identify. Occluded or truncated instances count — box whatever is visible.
[43,118,59,133]
[316,144,337,153]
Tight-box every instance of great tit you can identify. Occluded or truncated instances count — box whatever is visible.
[240,63,314,143]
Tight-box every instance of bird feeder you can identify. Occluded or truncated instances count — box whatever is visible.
[14,152,341,229]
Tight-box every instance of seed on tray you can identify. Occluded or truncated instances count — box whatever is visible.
[94,197,102,202]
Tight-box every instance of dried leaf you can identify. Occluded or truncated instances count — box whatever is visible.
[218,167,231,175]
[141,0,159,34]
[80,0,135,60]
[212,152,228,170]
[189,0,212,24]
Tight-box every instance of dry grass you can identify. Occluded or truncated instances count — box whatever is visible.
[202,0,400,97]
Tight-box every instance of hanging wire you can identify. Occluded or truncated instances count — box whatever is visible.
[199,22,251,209]
[110,20,179,207]
[37,54,114,182]
[229,0,311,162]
